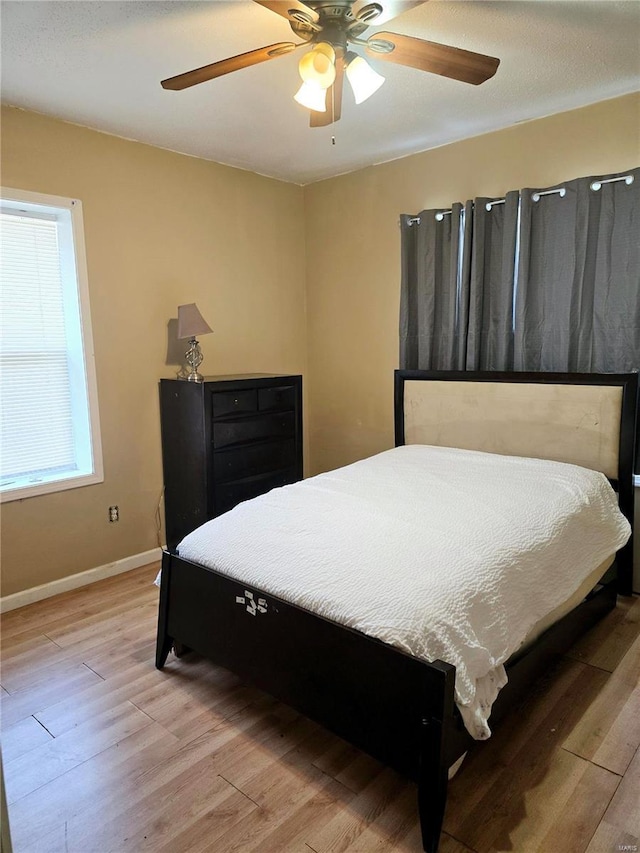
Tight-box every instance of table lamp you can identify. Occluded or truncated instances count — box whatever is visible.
[177,303,213,382]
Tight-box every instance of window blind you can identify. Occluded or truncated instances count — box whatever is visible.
[0,190,101,499]
[1,210,79,485]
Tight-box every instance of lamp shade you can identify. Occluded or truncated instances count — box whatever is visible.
[299,42,336,89]
[294,81,327,112]
[346,53,385,104]
[177,303,213,339]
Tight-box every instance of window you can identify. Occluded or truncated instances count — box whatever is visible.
[0,188,103,501]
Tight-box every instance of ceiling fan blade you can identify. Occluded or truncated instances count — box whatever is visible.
[310,55,345,127]
[161,42,298,90]
[253,0,319,23]
[366,31,499,85]
[351,0,428,27]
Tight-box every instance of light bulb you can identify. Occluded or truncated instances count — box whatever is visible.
[299,42,336,89]
[294,80,327,112]
[346,54,385,104]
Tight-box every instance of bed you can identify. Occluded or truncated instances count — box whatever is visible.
[156,370,637,852]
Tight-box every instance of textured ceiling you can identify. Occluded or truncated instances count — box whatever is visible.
[1,0,639,184]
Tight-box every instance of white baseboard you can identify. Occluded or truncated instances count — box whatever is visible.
[0,547,164,613]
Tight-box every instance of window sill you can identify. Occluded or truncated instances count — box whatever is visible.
[0,471,103,503]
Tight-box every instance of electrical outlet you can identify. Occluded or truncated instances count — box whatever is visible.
[108,505,119,523]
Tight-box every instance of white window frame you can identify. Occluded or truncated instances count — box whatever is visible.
[0,187,103,502]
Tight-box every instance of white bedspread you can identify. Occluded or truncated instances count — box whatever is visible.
[177,445,630,739]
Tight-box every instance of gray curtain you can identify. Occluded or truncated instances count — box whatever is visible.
[514,168,640,372]
[399,202,472,370]
[466,191,519,370]
[401,168,638,376]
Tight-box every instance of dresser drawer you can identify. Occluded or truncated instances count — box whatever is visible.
[211,389,257,418]
[213,411,295,448]
[213,438,296,483]
[258,385,296,412]
[214,467,296,515]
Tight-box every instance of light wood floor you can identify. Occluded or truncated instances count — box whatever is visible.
[1,564,639,853]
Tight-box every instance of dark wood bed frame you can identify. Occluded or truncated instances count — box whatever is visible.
[156,370,637,852]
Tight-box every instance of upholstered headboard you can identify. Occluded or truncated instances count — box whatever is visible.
[394,370,637,594]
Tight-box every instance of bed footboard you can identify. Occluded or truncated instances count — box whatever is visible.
[156,549,461,852]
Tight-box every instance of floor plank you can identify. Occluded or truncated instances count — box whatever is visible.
[600,745,640,839]
[4,700,155,804]
[562,630,640,775]
[65,761,255,852]
[568,595,640,672]
[585,821,640,853]
[0,662,105,730]
[304,768,409,853]
[9,723,179,851]
[0,715,53,763]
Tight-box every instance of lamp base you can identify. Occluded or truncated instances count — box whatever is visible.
[182,337,205,383]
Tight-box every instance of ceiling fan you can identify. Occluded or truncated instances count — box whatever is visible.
[161,0,500,127]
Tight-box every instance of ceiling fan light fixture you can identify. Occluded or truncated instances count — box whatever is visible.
[345,53,385,104]
[294,80,327,112]
[299,41,336,89]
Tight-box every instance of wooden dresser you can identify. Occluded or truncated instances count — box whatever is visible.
[159,374,303,550]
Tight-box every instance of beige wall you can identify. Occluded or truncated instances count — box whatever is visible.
[0,106,307,596]
[2,93,638,596]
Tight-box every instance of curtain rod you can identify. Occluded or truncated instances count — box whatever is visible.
[591,174,634,191]
[532,188,566,202]
[405,173,635,225]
